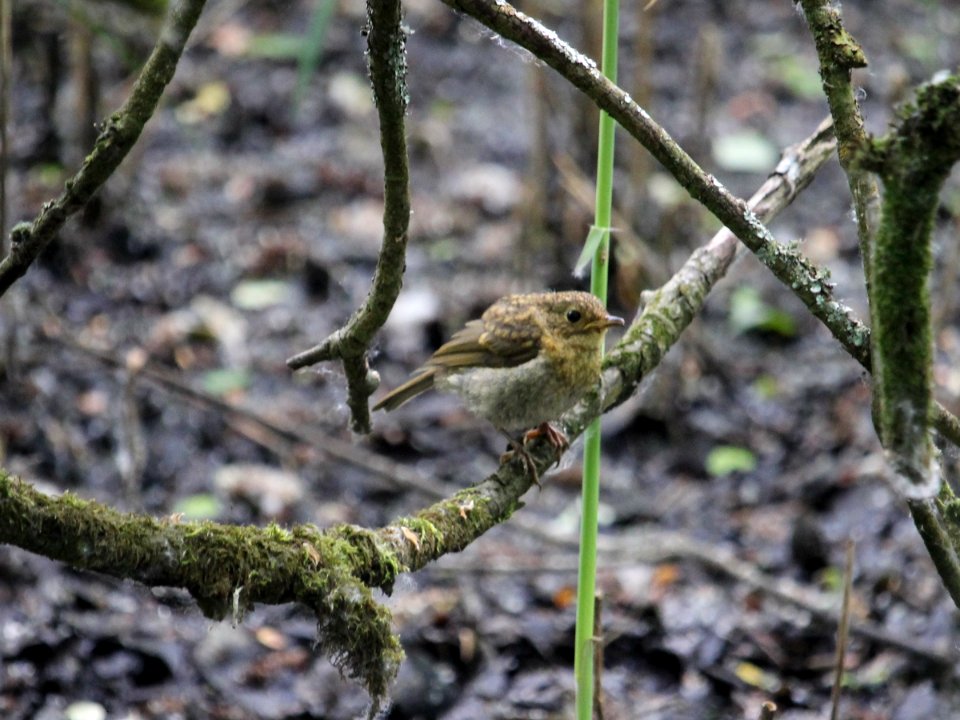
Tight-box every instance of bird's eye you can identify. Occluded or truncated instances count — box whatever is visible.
[566,309,582,323]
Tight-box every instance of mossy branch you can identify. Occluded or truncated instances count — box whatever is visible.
[861,77,960,606]
[0,0,206,298]
[435,0,960,451]
[0,470,402,709]
[0,117,837,708]
[437,0,960,609]
[863,77,960,491]
[286,0,411,435]
[797,0,880,289]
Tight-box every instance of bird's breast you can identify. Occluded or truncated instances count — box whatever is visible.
[435,345,599,432]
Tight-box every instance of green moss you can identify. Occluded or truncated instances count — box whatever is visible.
[865,76,960,483]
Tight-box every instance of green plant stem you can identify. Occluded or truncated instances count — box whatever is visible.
[575,0,618,715]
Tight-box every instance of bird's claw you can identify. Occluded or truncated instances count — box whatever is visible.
[499,422,569,487]
[522,422,569,467]
[500,443,541,488]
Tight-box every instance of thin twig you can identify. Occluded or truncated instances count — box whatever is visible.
[286,0,411,434]
[909,497,960,610]
[659,532,956,670]
[0,0,208,297]
[829,540,854,720]
[435,529,958,670]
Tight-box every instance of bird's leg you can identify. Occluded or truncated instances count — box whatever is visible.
[498,431,541,487]
[522,422,569,467]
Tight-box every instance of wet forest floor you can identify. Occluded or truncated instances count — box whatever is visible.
[3,0,960,718]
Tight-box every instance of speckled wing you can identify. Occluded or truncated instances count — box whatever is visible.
[372,298,541,413]
[427,301,541,370]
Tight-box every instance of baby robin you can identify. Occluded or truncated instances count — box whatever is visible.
[374,291,624,481]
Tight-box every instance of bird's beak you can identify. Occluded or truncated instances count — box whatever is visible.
[593,314,625,330]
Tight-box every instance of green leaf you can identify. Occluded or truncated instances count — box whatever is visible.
[712,130,779,173]
[770,55,824,100]
[729,286,797,337]
[295,0,338,106]
[573,225,609,277]
[246,33,308,60]
[230,279,292,310]
[818,565,845,592]
[173,493,223,520]
[201,368,251,397]
[706,445,757,477]
[751,374,780,399]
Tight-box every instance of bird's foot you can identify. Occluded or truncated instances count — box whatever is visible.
[499,437,541,488]
[498,422,569,487]
[522,422,569,467]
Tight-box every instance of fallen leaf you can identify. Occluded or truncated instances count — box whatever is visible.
[401,526,421,550]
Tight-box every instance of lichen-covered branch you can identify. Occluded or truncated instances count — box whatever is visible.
[860,77,960,605]
[861,76,960,491]
[435,0,866,375]
[602,118,836,409]
[797,0,880,282]
[0,470,402,710]
[0,121,836,708]
[0,0,207,298]
[286,0,411,434]
[434,0,960,451]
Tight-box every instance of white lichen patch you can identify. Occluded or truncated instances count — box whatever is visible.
[885,444,942,500]
[513,9,598,72]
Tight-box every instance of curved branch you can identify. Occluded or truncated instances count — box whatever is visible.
[0,117,837,707]
[863,77,960,489]
[286,0,411,434]
[0,0,207,298]
[435,0,960,450]
[865,77,960,607]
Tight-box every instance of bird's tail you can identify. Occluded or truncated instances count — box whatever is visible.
[372,369,436,412]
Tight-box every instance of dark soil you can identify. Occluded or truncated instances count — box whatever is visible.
[3,1,960,718]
